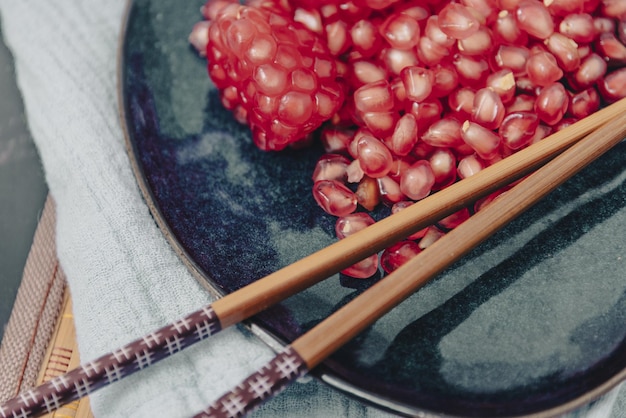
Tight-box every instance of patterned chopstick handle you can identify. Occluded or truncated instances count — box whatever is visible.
[0,305,221,418]
[194,346,309,418]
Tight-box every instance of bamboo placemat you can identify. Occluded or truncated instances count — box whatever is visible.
[35,289,94,418]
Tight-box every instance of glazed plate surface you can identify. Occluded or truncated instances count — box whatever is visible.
[119,1,626,416]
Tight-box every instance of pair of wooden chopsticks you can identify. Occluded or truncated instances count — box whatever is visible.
[2,97,626,418]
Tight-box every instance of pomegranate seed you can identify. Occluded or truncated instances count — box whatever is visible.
[544,33,581,72]
[619,19,626,44]
[381,241,422,273]
[401,66,434,102]
[545,0,585,16]
[516,0,555,40]
[526,51,564,86]
[351,19,384,57]
[422,117,464,148]
[448,87,476,119]
[355,175,381,210]
[458,26,495,56]
[600,0,626,19]
[381,47,421,75]
[400,160,436,200]
[535,82,569,125]
[321,128,353,154]
[341,254,379,278]
[388,113,418,156]
[312,154,352,183]
[599,67,626,103]
[559,13,596,43]
[417,36,451,65]
[438,3,481,39]
[437,208,471,230]
[418,226,446,249]
[453,54,490,87]
[571,52,608,89]
[462,120,501,159]
[346,159,365,183]
[553,117,578,131]
[461,0,498,22]
[429,148,457,190]
[380,12,421,50]
[492,45,531,76]
[335,212,375,239]
[569,87,600,119]
[407,99,444,130]
[486,69,516,103]
[377,175,405,205]
[326,20,351,55]
[458,154,485,178]
[350,60,388,86]
[595,32,626,64]
[357,134,393,178]
[506,94,536,112]
[312,179,357,216]
[472,87,506,130]
[494,10,529,45]
[430,63,460,98]
[425,16,456,48]
[354,80,394,113]
[499,111,540,149]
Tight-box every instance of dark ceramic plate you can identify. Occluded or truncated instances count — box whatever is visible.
[118,1,626,416]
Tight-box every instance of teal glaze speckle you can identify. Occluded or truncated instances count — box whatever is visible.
[120,0,626,416]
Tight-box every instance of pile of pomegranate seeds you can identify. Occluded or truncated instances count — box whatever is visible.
[190,0,626,279]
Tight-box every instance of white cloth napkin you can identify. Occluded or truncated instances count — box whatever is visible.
[0,0,623,417]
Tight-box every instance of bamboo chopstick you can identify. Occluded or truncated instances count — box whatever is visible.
[195,106,626,418]
[2,97,625,418]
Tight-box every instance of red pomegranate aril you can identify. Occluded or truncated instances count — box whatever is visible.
[558,13,596,43]
[595,32,626,64]
[312,154,352,182]
[535,82,569,125]
[572,53,608,89]
[401,66,434,102]
[569,87,600,119]
[599,0,626,20]
[458,26,494,55]
[494,10,529,45]
[516,0,554,40]
[346,159,364,183]
[526,51,564,86]
[472,87,506,130]
[326,20,351,56]
[527,123,552,145]
[294,7,323,34]
[461,0,498,22]
[492,45,531,76]
[506,93,535,112]
[458,154,485,178]
[425,16,456,47]
[312,179,357,216]
[351,19,384,57]
[389,113,418,156]
[486,69,516,103]
[417,36,450,66]
[422,117,464,147]
[407,99,444,130]
[278,91,314,125]
[430,63,460,98]
[499,111,540,149]
[357,134,393,178]
[355,175,381,210]
[400,160,436,200]
[583,0,602,13]
[598,67,626,103]
[377,175,405,205]
[462,120,501,159]
[619,19,626,44]
[361,111,398,137]
[350,60,388,88]
[453,54,490,87]
[544,33,580,72]
[381,47,420,75]
[545,0,585,16]
[335,212,376,239]
[438,3,481,39]
[341,254,379,279]
[354,80,394,113]
[381,241,422,274]
[448,87,476,119]
[437,207,471,230]
[380,12,421,50]
[429,148,457,190]
[419,225,446,249]
[553,117,578,131]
